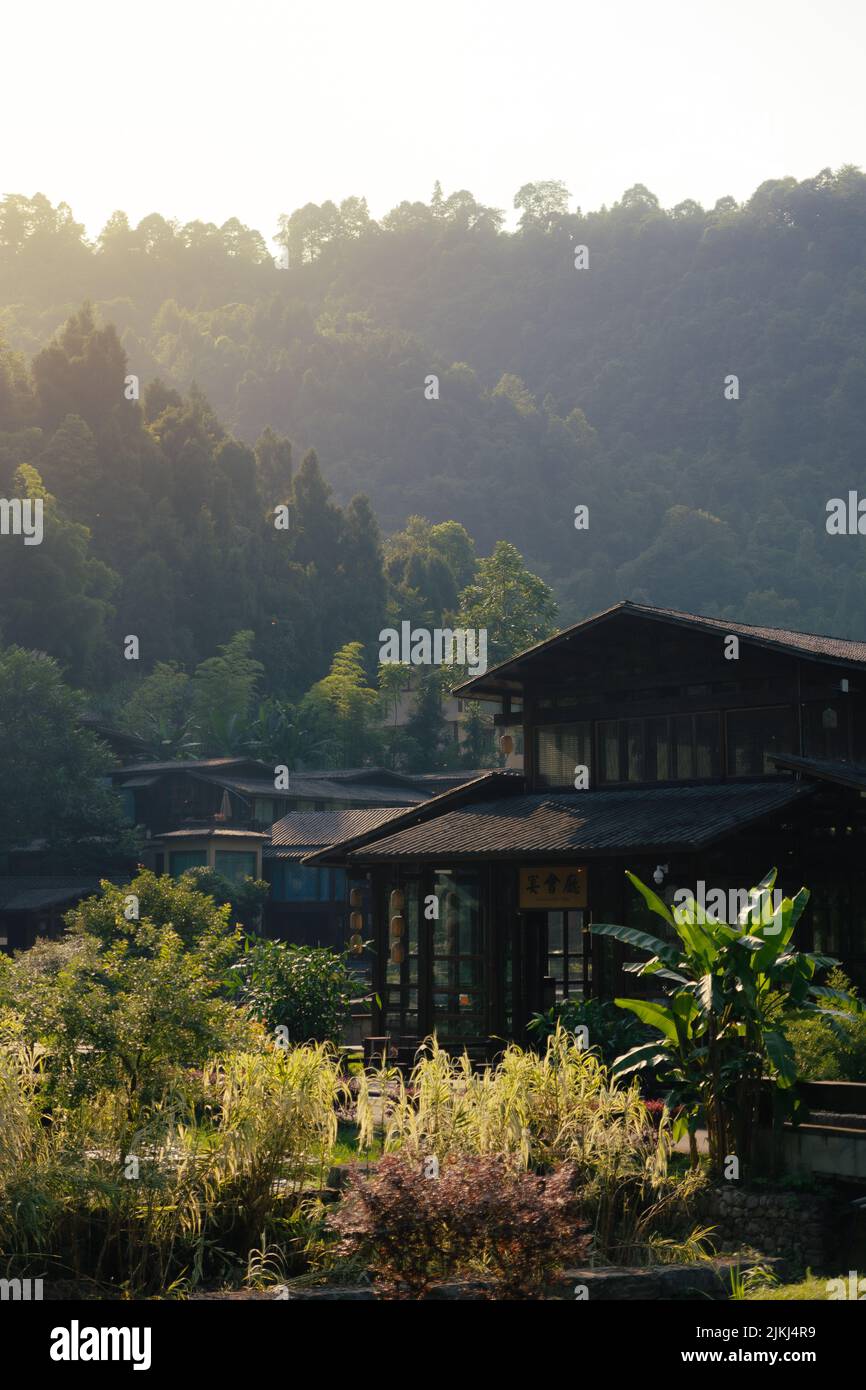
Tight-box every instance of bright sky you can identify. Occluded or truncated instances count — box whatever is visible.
[4,0,864,244]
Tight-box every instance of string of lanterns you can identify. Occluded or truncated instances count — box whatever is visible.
[348,885,364,954]
[389,887,405,964]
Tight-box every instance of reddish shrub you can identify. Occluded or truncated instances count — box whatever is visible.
[328,1153,588,1299]
[643,1099,667,1128]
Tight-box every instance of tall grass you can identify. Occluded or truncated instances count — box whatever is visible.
[0,1042,345,1294]
[355,1027,706,1264]
[0,1029,706,1289]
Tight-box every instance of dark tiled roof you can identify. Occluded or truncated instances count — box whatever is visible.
[413,771,490,791]
[212,774,425,805]
[268,809,408,856]
[156,828,269,841]
[114,759,469,804]
[339,781,814,861]
[770,754,866,790]
[0,877,104,911]
[634,603,866,662]
[297,767,424,786]
[115,756,258,776]
[303,771,521,865]
[455,600,866,697]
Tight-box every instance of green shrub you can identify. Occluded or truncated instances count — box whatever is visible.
[181,866,269,933]
[785,969,866,1080]
[231,938,363,1043]
[0,871,261,1113]
[528,995,653,1066]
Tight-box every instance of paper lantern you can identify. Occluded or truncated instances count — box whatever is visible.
[349,886,363,909]
[350,910,364,933]
[390,914,405,939]
[499,733,514,755]
[389,888,405,913]
[390,942,405,965]
[349,934,363,954]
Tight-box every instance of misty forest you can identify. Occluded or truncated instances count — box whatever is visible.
[2,169,866,787]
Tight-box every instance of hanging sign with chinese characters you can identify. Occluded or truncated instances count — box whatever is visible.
[519,866,587,910]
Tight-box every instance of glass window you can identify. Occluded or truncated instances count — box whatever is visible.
[432,869,485,1040]
[546,910,587,1000]
[803,701,848,761]
[598,721,620,784]
[596,714,719,784]
[535,722,592,787]
[674,713,721,779]
[214,850,258,883]
[646,716,670,780]
[385,879,419,1038]
[726,707,796,776]
[695,712,721,778]
[169,850,206,877]
[625,719,644,782]
[268,863,329,901]
[674,715,694,779]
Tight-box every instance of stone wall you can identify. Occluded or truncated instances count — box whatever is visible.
[695,1185,840,1274]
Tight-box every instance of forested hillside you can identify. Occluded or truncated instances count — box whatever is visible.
[0,299,558,774]
[3,167,866,636]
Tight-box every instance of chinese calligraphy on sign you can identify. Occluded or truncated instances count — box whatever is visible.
[519,866,587,910]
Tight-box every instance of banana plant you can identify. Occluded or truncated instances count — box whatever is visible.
[591,869,861,1176]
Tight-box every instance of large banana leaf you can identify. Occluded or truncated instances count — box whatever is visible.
[735,869,778,931]
[625,870,674,925]
[764,1029,797,1087]
[623,959,691,984]
[609,1041,672,1077]
[590,921,683,969]
[751,887,810,970]
[613,997,681,1044]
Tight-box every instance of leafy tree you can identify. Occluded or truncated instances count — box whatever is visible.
[0,645,133,868]
[300,642,381,767]
[254,426,292,501]
[456,541,558,666]
[181,865,269,934]
[0,465,118,685]
[428,521,477,593]
[514,180,571,231]
[405,669,452,771]
[190,630,264,754]
[492,373,536,416]
[0,871,259,1123]
[385,515,463,627]
[113,660,197,758]
[31,302,130,432]
[378,659,410,762]
[458,700,495,769]
[8,166,866,691]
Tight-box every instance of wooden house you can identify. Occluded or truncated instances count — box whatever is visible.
[306,602,866,1055]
